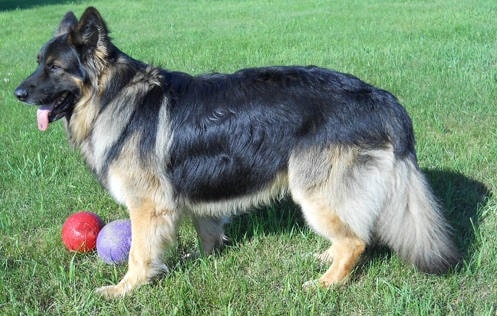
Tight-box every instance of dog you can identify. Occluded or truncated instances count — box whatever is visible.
[14,7,459,298]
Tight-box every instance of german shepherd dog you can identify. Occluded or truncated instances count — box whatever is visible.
[15,7,459,297]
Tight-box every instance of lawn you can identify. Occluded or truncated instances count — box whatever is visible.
[1,0,496,314]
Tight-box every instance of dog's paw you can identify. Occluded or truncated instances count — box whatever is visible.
[96,284,130,299]
[302,279,320,290]
[302,276,347,290]
[96,278,140,299]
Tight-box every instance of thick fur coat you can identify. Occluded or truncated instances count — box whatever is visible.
[14,7,459,297]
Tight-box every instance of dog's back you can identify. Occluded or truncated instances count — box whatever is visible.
[166,66,415,201]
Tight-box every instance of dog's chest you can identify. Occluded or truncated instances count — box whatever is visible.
[106,170,128,206]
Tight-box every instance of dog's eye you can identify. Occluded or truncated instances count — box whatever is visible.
[47,63,61,72]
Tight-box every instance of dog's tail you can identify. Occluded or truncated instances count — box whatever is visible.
[376,156,460,274]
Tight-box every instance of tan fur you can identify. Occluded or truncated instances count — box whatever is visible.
[97,198,178,298]
[319,236,366,286]
[291,191,366,287]
[65,81,96,146]
[97,139,179,297]
[289,145,391,287]
[186,172,288,217]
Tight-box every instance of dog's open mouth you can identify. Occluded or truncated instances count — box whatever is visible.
[37,91,75,131]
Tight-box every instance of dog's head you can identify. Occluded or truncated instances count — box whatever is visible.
[14,7,111,131]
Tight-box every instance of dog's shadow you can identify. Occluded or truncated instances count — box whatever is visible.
[226,198,305,243]
[226,169,491,266]
[425,169,490,259]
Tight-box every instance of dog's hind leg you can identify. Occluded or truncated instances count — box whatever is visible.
[296,195,367,287]
[289,146,391,287]
[97,199,179,298]
[192,215,228,255]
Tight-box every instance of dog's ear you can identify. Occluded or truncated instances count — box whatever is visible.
[71,7,110,50]
[55,11,78,36]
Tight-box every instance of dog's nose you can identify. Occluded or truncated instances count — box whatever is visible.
[14,87,28,101]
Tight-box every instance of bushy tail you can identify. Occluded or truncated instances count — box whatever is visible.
[376,157,460,274]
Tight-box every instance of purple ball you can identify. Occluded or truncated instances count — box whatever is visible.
[96,219,132,264]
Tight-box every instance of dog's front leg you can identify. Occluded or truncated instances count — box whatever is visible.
[97,199,178,298]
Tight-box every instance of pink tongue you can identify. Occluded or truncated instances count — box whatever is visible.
[37,109,50,131]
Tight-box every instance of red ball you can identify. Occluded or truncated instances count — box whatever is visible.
[61,211,103,252]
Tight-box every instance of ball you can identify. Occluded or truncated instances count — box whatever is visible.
[96,219,132,264]
[61,211,103,252]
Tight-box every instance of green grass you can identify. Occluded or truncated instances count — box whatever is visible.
[1,0,496,314]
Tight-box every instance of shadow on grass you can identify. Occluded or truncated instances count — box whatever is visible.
[425,169,490,262]
[0,0,79,11]
[226,198,304,243]
[226,169,490,270]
